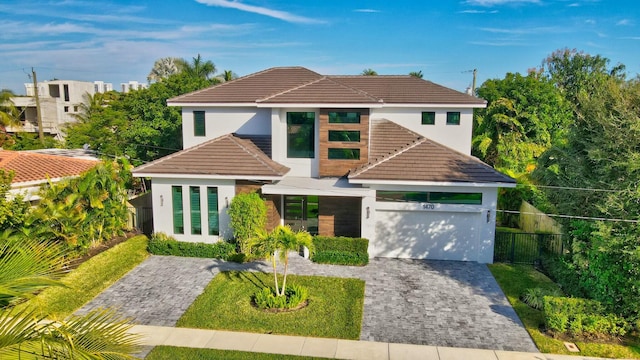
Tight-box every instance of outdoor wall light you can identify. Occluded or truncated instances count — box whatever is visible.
[486,210,491,223]
[366,206,370,219]
[225,197,229,208]
[159,195,163,207]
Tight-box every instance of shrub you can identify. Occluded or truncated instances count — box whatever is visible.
[540,254,585,297]
[543,296,630,337]
[148,233,236,259]
[310,236,369,266]
[253,284,308,310]
[227,192,267,254]
[521,287,562,310]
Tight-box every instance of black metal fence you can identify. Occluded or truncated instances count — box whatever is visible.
[494,231,569,264]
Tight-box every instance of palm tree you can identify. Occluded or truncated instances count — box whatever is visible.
[183,54,216,80]
[361,68,378,76]
[147,57,184,83]
[409,70,423,79]
[215,70,238,83]
[0,89,20,131]
[0,234,141,358]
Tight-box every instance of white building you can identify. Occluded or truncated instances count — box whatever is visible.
[120,81,148,93]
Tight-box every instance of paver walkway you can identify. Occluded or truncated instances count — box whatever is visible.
[76,255,537,352]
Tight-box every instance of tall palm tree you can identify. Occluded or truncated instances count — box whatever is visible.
[0,235,141,358]
[183,54,216,80]
[215,70,238,83]
[361,68,378,76]
[147,57,184,83]
[409,70,423,79]
[0,89,20,131]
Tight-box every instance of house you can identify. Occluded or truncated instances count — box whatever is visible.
[0,149,99,202]
[132,67,515,263]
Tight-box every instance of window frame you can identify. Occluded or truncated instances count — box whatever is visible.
[207,187,219,236]
[376,190,482,205]
[287,112,315,158]
[193,111,206,137]
[172,186,184,234]
[421,111,436,125]
[328,130,361,142]
[328,148,360,160]
[328,111,360,124]
[446,112,461,125]
[189,186,202,235]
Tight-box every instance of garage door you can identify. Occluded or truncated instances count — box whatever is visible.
[372,210,481,261]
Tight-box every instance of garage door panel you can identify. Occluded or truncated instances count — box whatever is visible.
[373,210,480,261]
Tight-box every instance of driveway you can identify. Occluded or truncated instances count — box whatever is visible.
[76,255,537,352]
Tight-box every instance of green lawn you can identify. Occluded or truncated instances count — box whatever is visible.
[18,235,149,318]
[489,263,640,359]
[177,271,365,339]
[146,346,327,359]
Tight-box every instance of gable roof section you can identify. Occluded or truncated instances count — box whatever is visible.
[169,67,323,104]
[349,120,515,184]
[168,67,486,106]
[132,134,289,178]
[0,150,99,184]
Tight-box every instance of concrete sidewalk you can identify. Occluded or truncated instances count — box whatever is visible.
[130,324,620,360]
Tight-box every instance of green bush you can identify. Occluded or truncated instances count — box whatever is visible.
[540,254,585,297]
[543,296,630,337]
[310,236,369,266]
[227,192,267,254]
[521,287,562,310]
[148,234,236,259]
[253,284,308,310]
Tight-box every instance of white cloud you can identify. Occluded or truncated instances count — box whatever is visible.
[464,0,539,6]
[479,26,562,35]
[354,9,381,13]
[616,19,631,26]
[194,0,324,24]
[459,9,499,13]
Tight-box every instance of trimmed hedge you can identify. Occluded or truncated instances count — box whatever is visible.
[148,236,236,260]
[543,296,630,337]
[311,236,369,266]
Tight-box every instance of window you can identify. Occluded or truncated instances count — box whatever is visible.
[421,112,435,125]
[446,112,460,125]
[328,111,360,123]
[190,186,201,235]
[328,148,360,160]
[172,186,184,234]
[287,112,315,158]
[207,187,219,236]
[376,191,482,205]
[193,111,205,137]
[63,84,70,102]
[328,130,360,142]
[64,106,69,113]
[73,105,79,112]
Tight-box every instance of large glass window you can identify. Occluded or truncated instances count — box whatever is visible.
[328,111,360,123]
[446,112,460,125]
[172,186,184,234]
[207,187,219,236]
[421,112,435,125]
[376,191,482,205]
[287,112,315,158]
[328,148,360,160]
[190,186,201,235]
[328,130,360,142]
[194,111,206,136]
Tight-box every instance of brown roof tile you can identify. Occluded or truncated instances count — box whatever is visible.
[168,67,486,106]
[349,120,515,184]
[132,134,289,178]
[0,150,99,184]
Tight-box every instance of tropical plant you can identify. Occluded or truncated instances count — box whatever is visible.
[0,89,20,130]
[361,68,378,76]
[0,170,30,232]
[147,57,185,83]
[0,234,141,359]
[409,70,423,78]
[216,70,238,83]
[182,54,216,80]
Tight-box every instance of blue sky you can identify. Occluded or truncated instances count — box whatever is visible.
[1,0,639,95]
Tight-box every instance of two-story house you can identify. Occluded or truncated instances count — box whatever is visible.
[132,67,515,263]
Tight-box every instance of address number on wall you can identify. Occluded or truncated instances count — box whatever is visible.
[422,203,435,210]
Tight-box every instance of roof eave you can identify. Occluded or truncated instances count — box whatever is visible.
[167,102,257,107]
[256,102,384,108]
[131,172,286,181]
[347,178,516,188]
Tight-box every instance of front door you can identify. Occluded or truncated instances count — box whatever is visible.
[284,195,318,235]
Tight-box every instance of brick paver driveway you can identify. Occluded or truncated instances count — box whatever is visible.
[76,255,537,352]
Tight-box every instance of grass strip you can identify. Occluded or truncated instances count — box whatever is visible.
[19,235,149,318]
[489,263,640,359]
[177,271,364,340]
[145,346,328,359]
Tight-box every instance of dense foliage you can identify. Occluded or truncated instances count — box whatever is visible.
[148,233,236,259]
[310,236,369,266]
[228,192,267,254]
[543,296,630,338]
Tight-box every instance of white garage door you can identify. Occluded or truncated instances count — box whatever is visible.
[372,210,481,261]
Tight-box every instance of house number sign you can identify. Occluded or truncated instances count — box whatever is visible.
[422,203,435,210]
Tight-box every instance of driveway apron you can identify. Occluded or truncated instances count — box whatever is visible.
[76,255,537,352]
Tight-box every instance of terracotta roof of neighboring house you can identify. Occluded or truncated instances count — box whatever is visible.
[132,134,289,178]
[168,67,486,106]
[0,150,99,184]
[349,120,515,184]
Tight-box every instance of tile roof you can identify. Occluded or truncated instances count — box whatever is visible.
[0,150,99,184]
[349,120,515,184]
[132,134,289,178]
[168,67,486,106]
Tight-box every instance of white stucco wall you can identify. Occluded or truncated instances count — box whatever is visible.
[364,184,498,263]
[271,108,319,177]
[150,178,236,243]
[182,107,271,149]
[370,107,474,155]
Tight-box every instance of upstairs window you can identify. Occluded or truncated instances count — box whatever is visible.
[446,112,460,125]
[194,111,205,136]
[328,148,360,160]
[328,111,360,124]
[287,112,315,158]
[421,112,435,125]
[328,130,360,142]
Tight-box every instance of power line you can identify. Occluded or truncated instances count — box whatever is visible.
[497,210,640,224]
[515,183,625,193]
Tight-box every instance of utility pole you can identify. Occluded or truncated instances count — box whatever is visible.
[472,68,477,96]
[31,68,45,144]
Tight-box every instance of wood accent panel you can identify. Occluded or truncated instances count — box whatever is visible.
[318,196,361,237]
[234,180,281,231]
[318,109,369,177]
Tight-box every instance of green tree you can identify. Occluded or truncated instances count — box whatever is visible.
[361,68,378,76]
[0,235,141,358]
[409,70,423,79]
[182,54,216,80]
[227,192,267,254]
[0,89,20,130]
[147,57,185,83]
[0,170,30,232]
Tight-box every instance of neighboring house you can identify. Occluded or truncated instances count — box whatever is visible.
[120,81,148,93]
[132,67,515,263]
[0,149,99,202]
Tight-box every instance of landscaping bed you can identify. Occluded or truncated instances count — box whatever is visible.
[489,263,640,359]
[177,271,365,339]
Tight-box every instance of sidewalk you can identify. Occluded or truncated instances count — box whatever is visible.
[130,324,621,360]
